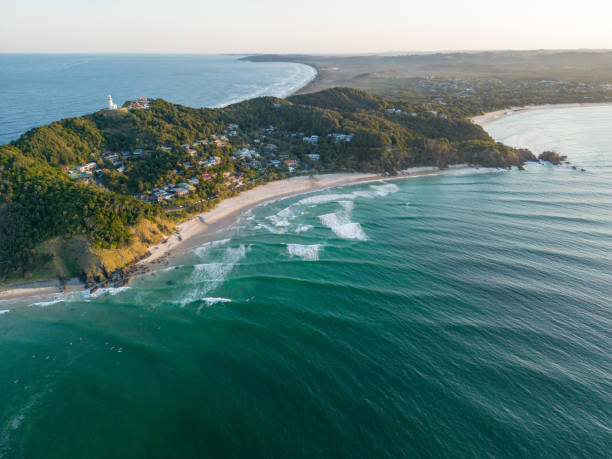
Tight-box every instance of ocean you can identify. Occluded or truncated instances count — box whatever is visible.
[1,70,611,456]
[0,54,316,145]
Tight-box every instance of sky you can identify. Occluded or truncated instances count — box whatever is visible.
[1,0,611,54]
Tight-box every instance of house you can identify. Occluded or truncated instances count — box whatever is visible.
[178,182,195,191]
[173,188,189,197]
[187,177,200,185]
[160,146,172,151]
[235,148,258,159]
[76,162,97,173]
[129,98,150,110]
[201,156,221,167]
[302,135,318,145]
[263,144,278,154]
[306,153,320,161]
[104,153,121,165]
[328,133,354,143]
[227,123,239,130]
[270,160,281,167]
[201,173,215,180]
[285,159,298,172]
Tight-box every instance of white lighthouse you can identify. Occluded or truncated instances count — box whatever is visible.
[107,94,118,110]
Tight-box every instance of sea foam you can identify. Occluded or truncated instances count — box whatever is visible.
[181,245,247,306]
[194,238,231,257]
[287,244,322,261]
[318,213,368,241]
[295,225,313,233]
[201,297,232,306]
[370,183,399,196]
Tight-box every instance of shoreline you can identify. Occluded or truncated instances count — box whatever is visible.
[288,63,320,96]
[1,168,458,303]
[140,165,477,267]
[471,102,612,126]
[139,173,380,266]
[8,100,611,303]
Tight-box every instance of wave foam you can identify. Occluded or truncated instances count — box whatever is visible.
[194,238,231,257]
[333,222,368,240]
[201,297,231,306]
[318,212,352,228]
[318,213,368,240]
[30,298,64,307]
[182,245,247,305]
[297,193,356,206]
[287,244,321,261]
[338,200,354,212]
[0,309,9,315]
[370,183,399,196]
[87,287,130,299]
[295,224,313,233]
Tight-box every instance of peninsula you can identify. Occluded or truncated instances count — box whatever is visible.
[1,87,536,288]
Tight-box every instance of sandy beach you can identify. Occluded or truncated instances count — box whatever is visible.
[471,102,612,126]
[1,169,462,302]
[140,173,380,265]
[0,278,84,303]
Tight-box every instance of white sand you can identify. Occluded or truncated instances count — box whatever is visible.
[0,278,84,302]
[140,173,380,264]
[471,102,612,126]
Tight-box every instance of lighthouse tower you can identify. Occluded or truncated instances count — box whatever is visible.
[107,94,117,110]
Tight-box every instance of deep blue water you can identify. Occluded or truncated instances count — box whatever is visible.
[0,54,315,144]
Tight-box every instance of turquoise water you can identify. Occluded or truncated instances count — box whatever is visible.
[0,54,315,144]
[1,106,611,457]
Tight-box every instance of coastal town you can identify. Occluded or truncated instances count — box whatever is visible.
[65,96,356,211]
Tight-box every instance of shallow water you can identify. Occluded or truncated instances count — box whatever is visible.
[1,106,611,457]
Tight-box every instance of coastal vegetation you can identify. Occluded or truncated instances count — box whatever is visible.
[1,87,536,283]
[538,151,568,165]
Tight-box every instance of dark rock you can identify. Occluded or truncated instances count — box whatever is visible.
[538,151,567,165]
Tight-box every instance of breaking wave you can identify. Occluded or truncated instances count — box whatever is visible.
[201,297,232,306]
[295,225,313,233]
[287,244,322,261]
[180,245,247,306]
[370,183,399,196]
[194,238,231,257]
[318,213,368,241]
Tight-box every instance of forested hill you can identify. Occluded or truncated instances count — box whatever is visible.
[0,88,535,283]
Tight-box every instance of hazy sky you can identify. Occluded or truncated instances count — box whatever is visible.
[1,0,611,53]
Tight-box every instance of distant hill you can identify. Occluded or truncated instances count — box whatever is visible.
[243,51,612,100]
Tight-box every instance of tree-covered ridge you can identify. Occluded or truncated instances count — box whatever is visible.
[0,87,535,281]
[0,145,168,277]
